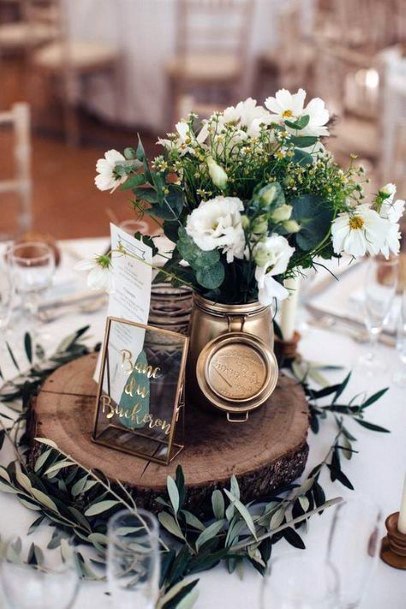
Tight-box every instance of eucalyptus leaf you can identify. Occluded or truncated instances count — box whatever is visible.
[196,263,225,290]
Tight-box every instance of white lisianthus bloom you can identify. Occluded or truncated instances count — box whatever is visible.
[265,89,329,138]
[331,205,388,257]
[254,235,295,304]
[207,157,228,189]
[185,196,245,263]
[75,254,113,292]
[95,149,127,192]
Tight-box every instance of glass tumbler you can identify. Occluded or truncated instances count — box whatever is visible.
[107,508,160,609]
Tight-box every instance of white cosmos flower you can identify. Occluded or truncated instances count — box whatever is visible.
[379,197,405,224]
[301,97,329,137]
[222,97,271,128]
[331,205,388,257]
[75,255,113,292]
[185,196,245,263]
[265,88,329,137]
[254,235,295,304]
[265,88,306,122]
[95,149,127,192]
[380,222,401,258]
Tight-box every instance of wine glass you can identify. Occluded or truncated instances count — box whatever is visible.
[393,289,406,387]
[8,241,55,345]
[107,508,160,609]
[0,537,80,609]
[327,496,383,609]
[358,256,398,372]
[0,259,14,334]
[260,554,339,609]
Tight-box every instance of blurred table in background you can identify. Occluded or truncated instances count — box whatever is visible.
[65,0,314,132]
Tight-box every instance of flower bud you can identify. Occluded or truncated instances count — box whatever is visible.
[124,147,137,160]
[257,182,284,208]
[254,244,272,268]
[283,219,301,233]
[271,204,292,223]
[241,215,250,230]
[252,215,268,235]
[207,157,228,190]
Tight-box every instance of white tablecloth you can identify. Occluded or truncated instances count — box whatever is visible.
[65,0,314,131]
[0,237,405,609]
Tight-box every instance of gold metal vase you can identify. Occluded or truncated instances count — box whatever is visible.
[186,294,278,421]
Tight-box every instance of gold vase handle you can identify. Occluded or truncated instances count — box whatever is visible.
[226,314,247,333]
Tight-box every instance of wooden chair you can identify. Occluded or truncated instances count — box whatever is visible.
[167,0,253,125]
[0,102,32,237]
[0,0,57,56]
[28,0,120,146]
[255,1,315,99]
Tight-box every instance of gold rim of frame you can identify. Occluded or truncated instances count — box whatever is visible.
[92,316,189,465]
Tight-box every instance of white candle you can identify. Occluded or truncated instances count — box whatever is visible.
[280,276,301,341]
[398,474,406,534]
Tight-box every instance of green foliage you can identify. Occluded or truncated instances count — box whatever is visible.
[0,331,390,606]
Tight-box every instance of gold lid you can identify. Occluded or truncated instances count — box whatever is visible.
[196,332,278,414]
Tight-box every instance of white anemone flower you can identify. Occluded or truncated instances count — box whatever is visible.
[158,120,208,154]
[95,149,127,192]
[185,196,245,263]
[254,235,295,304]
[75,254,113,292]
[331,205,388,257]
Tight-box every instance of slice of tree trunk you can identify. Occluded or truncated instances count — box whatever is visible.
[28,353,310,514]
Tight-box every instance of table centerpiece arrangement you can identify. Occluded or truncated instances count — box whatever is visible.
[89,88,404,414]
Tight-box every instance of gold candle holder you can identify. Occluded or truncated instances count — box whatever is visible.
[380,512,406,569]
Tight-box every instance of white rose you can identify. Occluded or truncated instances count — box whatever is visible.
[253,235,295,304]
[185,196,245,263]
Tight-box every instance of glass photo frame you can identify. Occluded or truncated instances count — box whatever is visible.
[92,317,189,465]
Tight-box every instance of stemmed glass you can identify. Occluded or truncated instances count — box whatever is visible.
[260,554,339,609]
[393,289,406,387]
[8,241,55,345]
[327,497,383,609]
[0,537,80,609]
[0,259,14,336]
[107,508,160,609]
[358,256,398,372]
